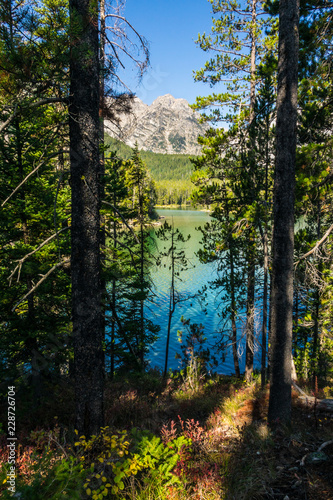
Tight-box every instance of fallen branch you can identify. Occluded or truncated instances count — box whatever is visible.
[297,395,333,412]
[291,380,308,398]
[318,440,333,452]
[301,439,333,466]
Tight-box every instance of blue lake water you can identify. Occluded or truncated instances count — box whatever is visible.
[147,208,254,375]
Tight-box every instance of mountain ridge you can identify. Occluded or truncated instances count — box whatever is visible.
[104,94,208,155]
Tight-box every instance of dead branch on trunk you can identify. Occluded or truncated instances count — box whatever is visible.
[12,257,70,312]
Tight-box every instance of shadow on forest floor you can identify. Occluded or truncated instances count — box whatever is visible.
[101,373,333,499]
[0,371,332,499]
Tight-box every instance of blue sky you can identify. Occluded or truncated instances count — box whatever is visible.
[116,0,216,105]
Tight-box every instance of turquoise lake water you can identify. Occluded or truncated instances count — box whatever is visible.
[147,208,254,375]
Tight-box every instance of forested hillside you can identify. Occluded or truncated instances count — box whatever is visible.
[105,135,194,205]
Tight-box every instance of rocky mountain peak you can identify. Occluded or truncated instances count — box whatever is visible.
[151,94,188,108]
[104,94,208,155]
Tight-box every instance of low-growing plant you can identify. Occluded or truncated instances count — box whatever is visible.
[176,318,217,393]
[161,416,204,448]
[1,450,86,499]
[74,426,191,499]
[174,451,224,499]
[161,420,178,444]
[322,385,333,398]
[133,430,190,486]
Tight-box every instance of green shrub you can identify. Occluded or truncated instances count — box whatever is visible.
[74,426,191,499]
[1,453,86,499]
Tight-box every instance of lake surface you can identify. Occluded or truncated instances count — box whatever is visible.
[147,208,250,375]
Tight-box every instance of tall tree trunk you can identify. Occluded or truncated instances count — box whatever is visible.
[27,281,42,406]
[267,240,274,381]
[261,112,270,388]
[245,253,255,382]
[69,0,104,436]
[249,0,257,125]
[99,0,107,375]
[230,244,240,378]
[139,186,145,369]
[164,228,175,378]
[268,0,300,425]
[312,199,322,386]
[16,116,43,403]
[244,0,257,383]
[223,184,240,378]
[261,229,268,388]
[110,189,118,379]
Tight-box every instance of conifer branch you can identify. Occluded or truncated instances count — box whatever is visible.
[103,229,139,271]
[12,258,70,312]
[106,293,141,369]
[0,98,67,135]
[8,227,70,285]
[1,150,69,207]
[102,201,140,243]
[296,223,333,264]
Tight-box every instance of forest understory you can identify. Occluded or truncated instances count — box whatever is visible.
[1,373,332,500]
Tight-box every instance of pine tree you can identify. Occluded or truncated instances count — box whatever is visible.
[192,0,270,125]
[191,130,247,377]
[268,0,300,425]
[0,0,71,404]
[192,0,276,381]
[69,0,104,436]
[121,145,159,369]
[156,220,191,378]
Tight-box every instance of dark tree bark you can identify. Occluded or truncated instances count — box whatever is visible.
[69,0,104,436]
[245,254,255,382]
[164,228,175,379]
[261,112,270,389]
[268,0,300,425]
[223,185,240,378]
[244,0,257,382]
[230,245,240,378]
[311,199,322,387]
[261,228,268,388]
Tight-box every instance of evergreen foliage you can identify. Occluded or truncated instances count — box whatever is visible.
[0,0,71,401]
[191,0,333,399]
[0,0,332,476]
[104,135,195,205]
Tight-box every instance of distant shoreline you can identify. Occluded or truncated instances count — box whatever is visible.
[155,204,211,212]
